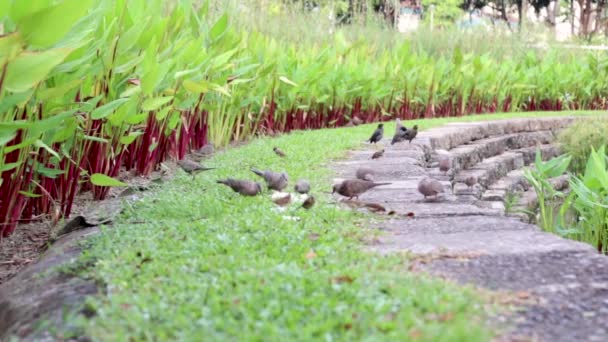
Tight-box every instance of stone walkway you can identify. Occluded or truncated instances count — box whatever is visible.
[333,117,608,342]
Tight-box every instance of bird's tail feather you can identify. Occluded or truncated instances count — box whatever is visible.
[250,167,264,177]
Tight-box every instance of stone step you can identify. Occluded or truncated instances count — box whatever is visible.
[446,131,556,172]
[424,116,575,150]
[509,174,571,222]
[374,222,595,256]
[452,144,561,200]
[454,152,525,188]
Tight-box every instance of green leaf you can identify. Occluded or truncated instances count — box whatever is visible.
[90,173,129,187]
[4,48,72,92]
[37,79,82,101]
[142,96,174,111]
[119,132,143,145]
[279,76,298,87]
[17,0,95,48]
[0,162,21,173]
[91,98,130,120]
[19,191,42,198]
[34,139,60,159]
[0,132,17,146]
[36,166,66,178]
[209,13,228,42]
[183,79,209,93]
[83,135,109,143]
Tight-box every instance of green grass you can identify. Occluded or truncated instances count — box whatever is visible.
[60,110,604,341]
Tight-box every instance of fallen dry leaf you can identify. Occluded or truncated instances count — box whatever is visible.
[305,250,317,259]
[343,323,353,330]
[308,233,320,241]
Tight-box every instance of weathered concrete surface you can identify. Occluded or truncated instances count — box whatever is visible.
[333,116,608,342]
[0,228,100,341]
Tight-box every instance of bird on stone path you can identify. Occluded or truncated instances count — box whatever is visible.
[404,125,418,144]
[217,178,263,196]
[273,147,286,158]
[371,149,385,160]
[295,179,311,194]
[417,177,445,200]
[355,167,376,181]
[301,194,316,210]
[368,123,384,144]
[250,167,289,191]
[391,126,408,145]
[438,156,451,175]
[465,175,477,190]
[176,159,215,179]
[332,179,391,200]
[352,116,363,126]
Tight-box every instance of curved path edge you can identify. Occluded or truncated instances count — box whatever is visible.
[331,116,608,342]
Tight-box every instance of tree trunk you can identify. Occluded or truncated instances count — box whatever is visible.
[571,0,575,35]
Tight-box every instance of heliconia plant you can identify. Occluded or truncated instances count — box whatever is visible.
[2,0,608,238]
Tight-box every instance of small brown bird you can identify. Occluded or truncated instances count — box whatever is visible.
[197,143,215,156]
[371,149,385,160]
[217,178,262,196]
[251,167,289,191]
[465,175,477,190]
[404,125,418,144]
[417,177,445,200]
[355,167,375,181]
[301,194,315,209]
[295,179,311,194]
[438,156,451,175]
[352,116,363,126]
[332,179,391,200]
[273,147,286,158]
[368,123,384,144]
[176,159,215,179]
[272,192,292,206]
[363,202,387,213]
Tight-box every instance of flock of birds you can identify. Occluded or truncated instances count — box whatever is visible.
[175,118,480,214]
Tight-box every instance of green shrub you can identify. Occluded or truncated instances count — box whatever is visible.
[557,117,608,175]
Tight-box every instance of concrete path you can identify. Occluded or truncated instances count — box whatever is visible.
[332,117,608,342]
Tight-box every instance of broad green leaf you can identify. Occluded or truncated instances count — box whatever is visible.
[9,0,50,23]
[126,113,149,125]
[210,13,228,42]
[4,48,72,92]
[120,85,142,98]
[17,0,95,48]
[0,162,21,173]
[0,32,23,64]
[279,76,298,87]
[142,96,174,111]
[91,98,130,120]
[119,132,143,145]
[90,173,128,187]
[19,191,42,198]
[37,79,82,101]
[0,132,17,146]
[83,135,109,143]
[34,139,60,159]
[183,79,210,93]
[155,107,172,120]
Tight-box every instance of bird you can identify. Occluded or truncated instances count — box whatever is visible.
[368,123,384,144]
[371,149,385,159]
[404,125,418,144]
[176,159,215,179]
[464,175,477,190]
[294,179,311,194]
[332,179,391,200]
[301,194,315,209]
[250,167,289,191]
[272,192,292,206]
[352,116,363,126]
[438,156,451,175]
[273,147,286,158]
[217,178,262,196]
[417,177,445,200]
[391,126,408,145]
[355,167,375,181]
[197,143,215,156]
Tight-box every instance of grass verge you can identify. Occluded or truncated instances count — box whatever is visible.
[64,110,603,341]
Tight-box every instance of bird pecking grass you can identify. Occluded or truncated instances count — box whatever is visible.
[61,110,602,341]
